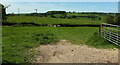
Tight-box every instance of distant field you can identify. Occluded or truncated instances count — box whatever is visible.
[2,26,117,63]
[6,16,104,25]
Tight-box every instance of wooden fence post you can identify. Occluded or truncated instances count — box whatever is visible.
[99,24,101,35]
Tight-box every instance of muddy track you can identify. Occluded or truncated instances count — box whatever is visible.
[31,40,118,63]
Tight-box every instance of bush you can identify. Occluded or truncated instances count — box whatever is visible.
[67,15,76,19]
[113,13,120,25]
[105,14,114,24]
[50,15,56,18]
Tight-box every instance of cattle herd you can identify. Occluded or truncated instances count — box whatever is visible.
[48,24,61,27]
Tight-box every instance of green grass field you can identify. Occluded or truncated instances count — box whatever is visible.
[2,26,118,63]
[2,26,58,63]
[6,16,103,25]
[2,14,119,64]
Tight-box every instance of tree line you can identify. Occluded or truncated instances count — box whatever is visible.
[11,11,100,19]
[105,13,120,25]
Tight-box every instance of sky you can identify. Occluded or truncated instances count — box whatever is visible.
[0,0,120,2]
[1,2,119,14]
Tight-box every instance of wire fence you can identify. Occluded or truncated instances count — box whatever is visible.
[100,23,120,46]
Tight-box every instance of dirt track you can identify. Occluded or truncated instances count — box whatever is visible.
[31,40,118,63]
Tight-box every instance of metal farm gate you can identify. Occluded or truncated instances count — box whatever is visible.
[100,23,120,46]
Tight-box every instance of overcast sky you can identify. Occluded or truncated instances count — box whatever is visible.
[1,1,119,14]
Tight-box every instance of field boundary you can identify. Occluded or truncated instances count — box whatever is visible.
[2,22,100,27]
[100,23,120,46]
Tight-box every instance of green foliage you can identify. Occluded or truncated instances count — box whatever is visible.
[71,15,76,18]
[113,13,120,25]
[105,14,114,24]
[89,14,96,20]
[47,11,66,15]
[104,13,120,25]
[87,32,119,49]
[8,11,106,21]
[30,13,38,16]
[49,15,56,18]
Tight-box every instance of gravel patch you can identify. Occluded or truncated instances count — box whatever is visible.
[31,40,118,63]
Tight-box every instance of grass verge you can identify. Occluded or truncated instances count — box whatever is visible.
[86,32,119,49]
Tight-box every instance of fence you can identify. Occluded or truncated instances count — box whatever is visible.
[100,23,120,46]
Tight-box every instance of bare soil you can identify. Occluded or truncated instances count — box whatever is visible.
[31,40,118,63]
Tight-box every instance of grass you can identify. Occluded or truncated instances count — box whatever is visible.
[2,26,57,63]
[51,27,99,44]
[2,26,118,64]
[2,15,118,64]
[6,16,103,25]
[87,32,119,49]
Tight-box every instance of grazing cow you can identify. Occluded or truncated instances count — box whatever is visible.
[54,25,61,27]
[57,25,60,27]
[48,24,52,27]
[54,25,57,27]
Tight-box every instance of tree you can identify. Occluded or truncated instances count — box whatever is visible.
[1,4,7,22]
[113,13,120,25]
[50,15,56,18]
[47,11,66,15]
[67,15,76,19]
[89,14,96,20]
[71,15,76,18]
[105,14,114,24]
